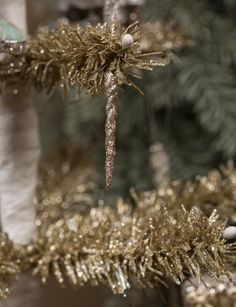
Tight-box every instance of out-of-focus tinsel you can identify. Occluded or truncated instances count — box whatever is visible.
[141,21,193,54]
[134,161,236,221]
[0,234,20,299]
[183,276,236,307]
[36,151,99,230]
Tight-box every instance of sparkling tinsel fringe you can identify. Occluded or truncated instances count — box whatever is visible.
[1,162,236,298]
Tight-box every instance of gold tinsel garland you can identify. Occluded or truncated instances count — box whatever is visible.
[29,205,235,295]
[1,161,236,298]
[24,21,163,94]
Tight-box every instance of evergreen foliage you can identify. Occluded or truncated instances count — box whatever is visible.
[145,0,236,179]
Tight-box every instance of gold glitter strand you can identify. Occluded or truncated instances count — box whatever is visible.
[104,72,118,188]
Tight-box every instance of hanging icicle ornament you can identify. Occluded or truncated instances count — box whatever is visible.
[0,17,190,188]
[104,33,134,188]
[0,19,181,187]
[104,72,118,188]
[23,21,166,187]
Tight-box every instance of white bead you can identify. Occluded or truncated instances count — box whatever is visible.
[121,34,134,50]
[223,226,236,240]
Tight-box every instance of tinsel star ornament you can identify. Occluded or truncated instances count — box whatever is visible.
[0,16,26,76]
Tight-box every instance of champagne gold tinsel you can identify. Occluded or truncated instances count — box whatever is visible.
[183,276,236,307]
[0,162,236,298]
[30,205,234,294]
[24,21,163,94]
[134,161,236,221]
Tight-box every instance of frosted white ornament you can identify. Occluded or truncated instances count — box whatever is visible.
[121,33,134,49]
[223,226,236,240]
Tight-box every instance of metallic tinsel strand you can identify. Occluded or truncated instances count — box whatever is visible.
[1,161,236,298]
[0,21,190,90]
[104,72,118,188]
[27,205,235,295]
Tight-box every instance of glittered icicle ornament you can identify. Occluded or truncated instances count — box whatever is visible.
[104,72,118,188]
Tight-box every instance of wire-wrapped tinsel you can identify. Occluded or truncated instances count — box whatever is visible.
[23,21,164,94]
[0,234,20,299]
